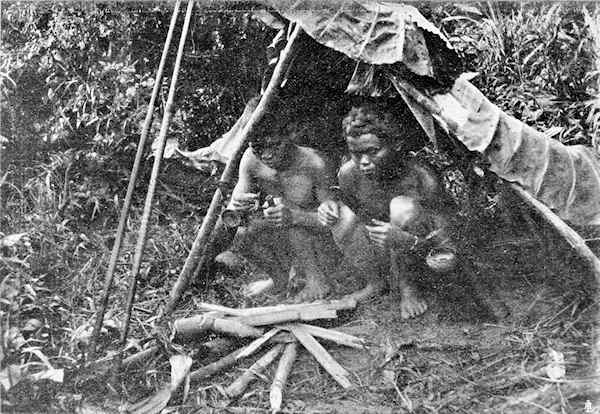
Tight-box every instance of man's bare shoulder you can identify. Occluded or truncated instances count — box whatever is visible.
[297,146,333,172]
[337,159,360,188]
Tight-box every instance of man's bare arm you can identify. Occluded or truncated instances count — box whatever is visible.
[228,149,259,210]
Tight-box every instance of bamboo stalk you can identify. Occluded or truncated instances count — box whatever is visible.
[173,315,263,339]
[119,0,195,346]
[231,308,337,326]
[196,297,357,317]
[287,324,352,389]
[89,0,181,357]
[280,323,365,349]
[225,344,284,398]
[270,342,297,414]
[163,23,304,316]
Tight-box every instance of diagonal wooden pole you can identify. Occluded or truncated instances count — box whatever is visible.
[163,23,304,316]
[89,0,182,357]
[120,0,195,346]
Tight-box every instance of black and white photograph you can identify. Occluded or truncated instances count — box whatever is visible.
[1,1,600,412]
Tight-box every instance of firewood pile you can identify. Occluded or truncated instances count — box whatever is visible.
[127,297,366,413]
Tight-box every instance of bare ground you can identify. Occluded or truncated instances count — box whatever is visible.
[116,225,598,413]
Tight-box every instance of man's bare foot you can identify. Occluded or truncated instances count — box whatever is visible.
[294,279,330,303]
[400,287,427,319]
[345,281,386,303]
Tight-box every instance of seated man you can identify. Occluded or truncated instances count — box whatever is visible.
[318,102,457,319]
[224,108,339,302]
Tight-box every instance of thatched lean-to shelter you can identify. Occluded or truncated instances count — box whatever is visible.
[86,2,600,412]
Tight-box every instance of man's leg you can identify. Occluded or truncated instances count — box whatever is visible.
[389,196,428,319]
[288,228,333,302]
[330,203,386,301]
[232,219,291,288]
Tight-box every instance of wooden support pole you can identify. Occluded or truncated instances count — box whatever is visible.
[163,24,304,316]
[89,0,181,357]
[120,0,195,345]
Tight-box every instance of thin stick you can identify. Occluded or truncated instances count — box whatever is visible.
[89,0,181,357]
[120,0,195,345]
[270,342,297,414]
[163,23,304,316]
[123,345,159,366]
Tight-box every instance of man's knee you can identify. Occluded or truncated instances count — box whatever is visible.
[390,196,421,229]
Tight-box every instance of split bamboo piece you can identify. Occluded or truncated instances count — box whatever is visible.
[270,343,297,414]
[231,308,337,326]
[225,344,284,398]
[173,315,262,339]
[280,324,365,349]
[197,297,357,317]
[287,325,352,389]
[237,328,280,360]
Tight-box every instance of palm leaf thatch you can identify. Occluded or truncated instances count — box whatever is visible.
[251,0,600,226]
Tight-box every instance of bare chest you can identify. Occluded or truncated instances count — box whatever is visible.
[255,169,316,207]
[355,174,425,220]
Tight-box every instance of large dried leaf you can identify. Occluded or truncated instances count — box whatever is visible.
[261,1,452,76]
[127,354,192,414]
[429,77,600,225]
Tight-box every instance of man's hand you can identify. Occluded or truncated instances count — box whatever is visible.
[230,192,259,211]
[263,202,292,228]
[365,219,417,250]
[317,200,339,227]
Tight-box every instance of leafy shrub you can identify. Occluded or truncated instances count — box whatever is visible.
[434,2,599,147]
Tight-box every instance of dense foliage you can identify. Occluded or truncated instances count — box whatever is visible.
[1,2,272,223]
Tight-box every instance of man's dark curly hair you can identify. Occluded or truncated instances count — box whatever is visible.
[248,95,290,144]
[342,101,403,144]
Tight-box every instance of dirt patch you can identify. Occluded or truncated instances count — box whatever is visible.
[156,227,598,413]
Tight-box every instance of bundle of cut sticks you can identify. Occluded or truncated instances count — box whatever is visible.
[174,297,366,413]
